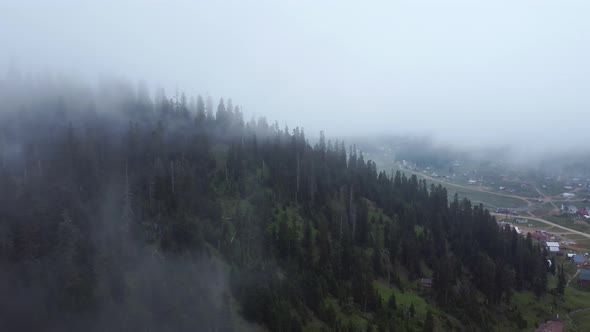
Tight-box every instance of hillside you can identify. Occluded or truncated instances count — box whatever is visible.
[0,82,557,331]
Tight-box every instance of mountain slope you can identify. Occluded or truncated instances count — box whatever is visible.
[0,81,551,331]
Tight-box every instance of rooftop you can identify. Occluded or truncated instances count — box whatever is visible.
[536,320,564,332]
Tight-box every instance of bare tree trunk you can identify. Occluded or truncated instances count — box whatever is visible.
[170,161,175,193]
[350,185,355,238]
[148,179,154,206]
[224,162,228,182]
[0,132,5,169]
[296,153,300,204]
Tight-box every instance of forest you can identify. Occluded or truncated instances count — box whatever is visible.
[0,80,551,331]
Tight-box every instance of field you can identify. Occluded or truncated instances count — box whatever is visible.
[374,281,431,315]
[544,215,590,234]
[395,167,529,209]
[445,186,526,209]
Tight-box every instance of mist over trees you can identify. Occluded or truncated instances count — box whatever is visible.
[0,78,549,331]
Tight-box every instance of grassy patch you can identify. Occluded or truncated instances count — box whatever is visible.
[509,265,590,331]
[396,168,529,209]
[373,280,432,317]
[545,215,590,234]
[445,187,526,209]
[414,225,425,237]
[570,310,590,331]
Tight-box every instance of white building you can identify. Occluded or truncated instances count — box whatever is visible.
[546,241,560,253]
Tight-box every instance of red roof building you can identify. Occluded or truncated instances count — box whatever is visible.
[536,320,563,332]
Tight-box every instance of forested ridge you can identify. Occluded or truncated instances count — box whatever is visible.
[0,81,550,331]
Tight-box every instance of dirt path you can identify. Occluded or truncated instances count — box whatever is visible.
[569,307,590,316]
[534,186,559,210]
[567,268,580,287]
[566,299,590,329]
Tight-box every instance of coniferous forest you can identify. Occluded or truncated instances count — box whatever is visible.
[0,81,549,331]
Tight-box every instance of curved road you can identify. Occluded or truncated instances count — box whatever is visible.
[491,213,590,239]
[399,165,588,208]
[396,166,590,238]
[398,166,533,205]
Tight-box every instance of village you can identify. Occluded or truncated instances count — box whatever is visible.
[359,147,590,331]
[392,158,590,329]
[498,216,590,284]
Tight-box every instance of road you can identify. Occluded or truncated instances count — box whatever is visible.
[398,165,588,208]
[491,213,590,240]
[534,186,559,210]
[398,166,533,206]
[396,165,590,238]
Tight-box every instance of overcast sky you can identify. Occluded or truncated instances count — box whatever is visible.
[1,0,589,153]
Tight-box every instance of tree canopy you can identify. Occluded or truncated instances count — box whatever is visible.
[0,81,549,331]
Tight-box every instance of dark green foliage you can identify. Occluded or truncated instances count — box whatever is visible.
[388,293,397,310]
[557,264,566,297]
[0,82,550,331]
[423,310,434,332]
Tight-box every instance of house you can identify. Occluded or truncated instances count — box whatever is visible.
[577,208,589,216]
[468,179,477,185]
[561,203,578,214]
[579,267,590,285]
[515,218,528,224]
[532,232,548,242]
[573,255,585,265]
[546,242,560,253]
[562,192,576,199]
[567,253,575,259]
[496,208,511,214]
[420,278,433,287]
[536,319,564,332]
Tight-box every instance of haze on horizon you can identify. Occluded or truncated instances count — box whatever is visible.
[1,0,589,156]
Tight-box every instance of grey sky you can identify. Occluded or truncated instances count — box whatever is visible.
[1,0,589,153]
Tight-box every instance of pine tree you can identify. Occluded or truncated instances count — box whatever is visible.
[556,264,566,297]
[423,310,434,332]
[388,293,397,310]
[196,95,206,122]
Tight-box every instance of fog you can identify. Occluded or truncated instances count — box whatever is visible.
[2,0,589,156]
